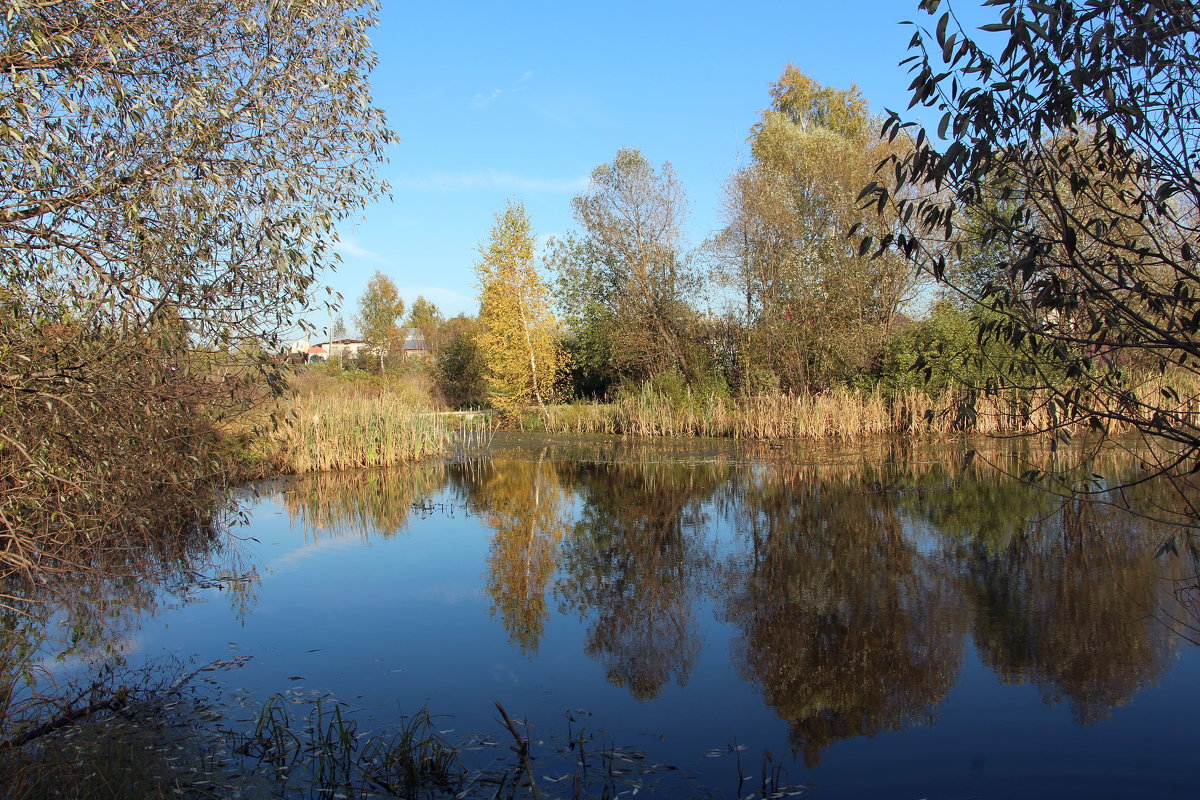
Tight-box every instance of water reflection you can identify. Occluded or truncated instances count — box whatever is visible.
[437,438,1192,764]
[956,499,1181,723]
[4,435,1196,779]
[0,496,255,722]
[280,463,449,541]
[718,462,966,766]
[453,452,570,654]
[553,457,727,699]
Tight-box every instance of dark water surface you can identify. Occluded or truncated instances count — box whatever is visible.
[23,434,1200,797]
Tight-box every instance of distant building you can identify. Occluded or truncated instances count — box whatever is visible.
[305,334,426,363]
[324,339,371,360]
[304,339,372,362]
[290,338,311,356]
[401,328,430,357]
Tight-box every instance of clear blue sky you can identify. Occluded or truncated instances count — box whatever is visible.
[322,0,996,334]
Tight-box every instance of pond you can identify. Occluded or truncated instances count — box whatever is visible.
[13,434,1200,798]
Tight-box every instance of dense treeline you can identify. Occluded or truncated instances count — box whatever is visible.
[411,21,1200,452]
[377,66,1077,428]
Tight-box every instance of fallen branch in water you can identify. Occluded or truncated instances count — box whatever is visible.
[495,700,539,800]
[0,686,130,750]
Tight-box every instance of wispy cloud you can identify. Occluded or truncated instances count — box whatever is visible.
[269,535,361,573]
[471,71,533,108]
[395,170,588,194]
[396,286,476,316]
[472,88,504,107]
[471,85,526,108]
[333,237,391,265]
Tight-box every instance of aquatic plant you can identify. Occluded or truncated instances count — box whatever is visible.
[525,377,1200,442]
[264,372,450,473]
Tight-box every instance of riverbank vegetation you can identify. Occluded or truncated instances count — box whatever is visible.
[5,0,1200,792]
[410,51,1200,456]
[251,368,450,475]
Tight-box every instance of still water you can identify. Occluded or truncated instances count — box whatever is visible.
[26,435,1200,797]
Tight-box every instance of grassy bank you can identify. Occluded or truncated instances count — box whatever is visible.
[521,386,1052,439]
[520,376,1200,441]
[234,367,1200,472]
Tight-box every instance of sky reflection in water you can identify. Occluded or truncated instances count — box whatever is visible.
[32,435,1200,797]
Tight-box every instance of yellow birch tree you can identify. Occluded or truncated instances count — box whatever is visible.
[482,452,569,654]
[476,201,563,420]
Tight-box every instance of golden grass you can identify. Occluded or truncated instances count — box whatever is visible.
[233,369,451,474]
[528,375,1200,441]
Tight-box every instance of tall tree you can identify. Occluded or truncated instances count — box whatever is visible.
[865,0,1200,472]
[405,295,445,345]
[715,66,920,393]
[0,0,390,598]
[551,148,701,390]
[476,201,563,420]
[355,271,405,371]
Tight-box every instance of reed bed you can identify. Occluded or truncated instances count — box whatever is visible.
[260,372,451,474]
[529,378,1200,441]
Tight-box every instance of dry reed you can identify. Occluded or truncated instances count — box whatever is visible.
[258,372,451,473]
[529,377,1200,442]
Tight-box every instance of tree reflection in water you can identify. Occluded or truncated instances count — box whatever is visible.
[0,493,257,726]
[459,438,1196,765]
[553,457,728,699]
[281,463,449,542]
[6,436,1193,774]
[719,459,967,767]
[450,452,570,655]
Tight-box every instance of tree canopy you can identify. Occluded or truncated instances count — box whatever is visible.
[551,148,702,391]
[1,0,391,601]
[356,270,406,369]
[476,201,563,420]
[714,66,920,393]
[864,0,1200,469]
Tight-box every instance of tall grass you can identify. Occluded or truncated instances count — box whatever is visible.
[528,375,1200,441]
[241,369,451,474]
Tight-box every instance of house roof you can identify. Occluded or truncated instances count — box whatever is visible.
[402,328,429,351]
[307,345,327,355]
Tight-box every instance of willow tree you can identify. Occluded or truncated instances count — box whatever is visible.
[476,201,563,420]
[1,0,391,605]
[715,67,920,393]
[863,0,1200,471]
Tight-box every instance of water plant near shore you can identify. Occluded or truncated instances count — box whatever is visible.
[228,369,452,475]
[523,375,1200,442]
[271,388,448,473]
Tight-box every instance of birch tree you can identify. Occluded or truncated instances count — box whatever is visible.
[355,270,405,371]
[476,201,563,420]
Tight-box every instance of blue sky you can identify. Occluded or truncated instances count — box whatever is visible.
[322,0,996,334]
